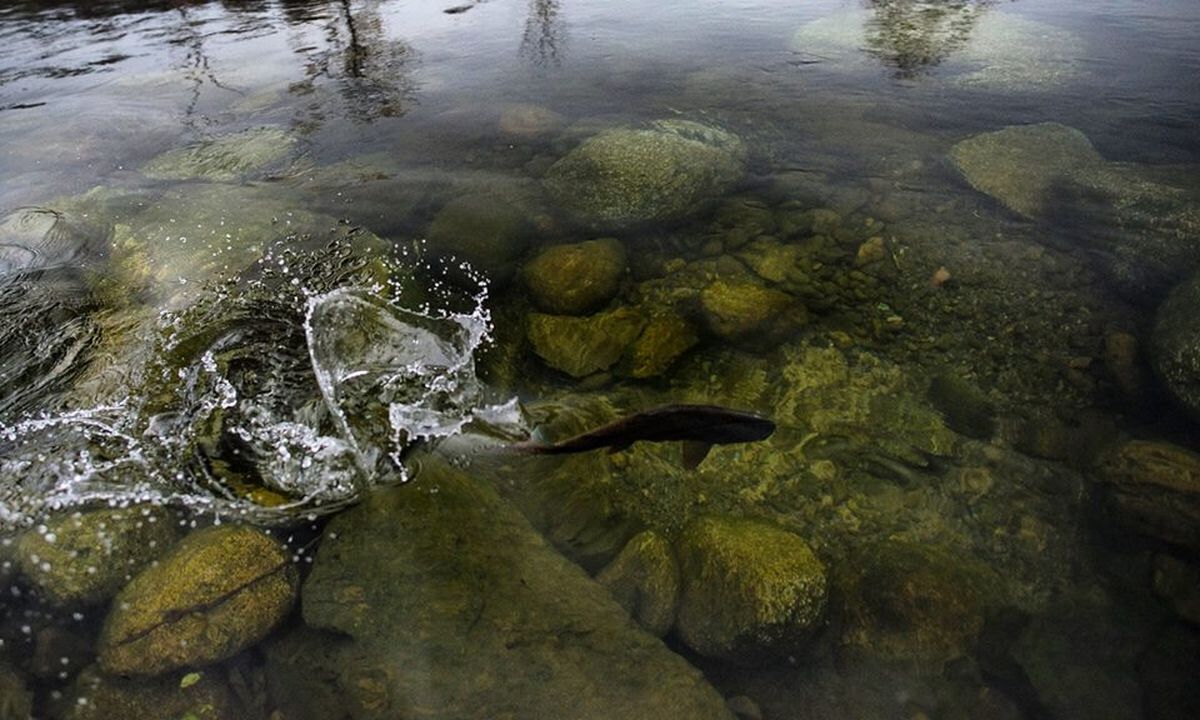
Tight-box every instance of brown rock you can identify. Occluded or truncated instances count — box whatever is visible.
[1096,440,1200,551]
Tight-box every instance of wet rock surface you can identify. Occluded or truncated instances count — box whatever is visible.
[596,530,680,637]
[544,119,746,229]
[1095,440,1200,552]
[522,238,627,315]
[1151,271,1200,421]
[15,506,179,608]
[288,459,735,720]
[674,516,827,663]
[97,525,298,676]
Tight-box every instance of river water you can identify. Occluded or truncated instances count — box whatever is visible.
[1,1,1199,718]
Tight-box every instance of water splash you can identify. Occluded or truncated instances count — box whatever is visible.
[0,240,522,531]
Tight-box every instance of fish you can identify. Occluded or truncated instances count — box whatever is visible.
[508,403,775,469]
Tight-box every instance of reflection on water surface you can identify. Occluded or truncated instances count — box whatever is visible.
[1,0,1200,718]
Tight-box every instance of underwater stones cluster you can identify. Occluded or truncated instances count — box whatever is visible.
[951,122,1200,424]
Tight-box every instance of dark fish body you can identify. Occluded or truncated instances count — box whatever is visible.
[510,404,775,468]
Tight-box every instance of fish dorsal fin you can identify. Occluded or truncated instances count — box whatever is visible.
[681,440,713,470]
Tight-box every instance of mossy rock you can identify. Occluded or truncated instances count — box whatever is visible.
[835,540,999,663]
[15,506,180,609]
[674,516,828,663]
[141,126,298,182]
[523,238,627,315]
[621,313,700,379]
[700,280,807,345]
[527,307,648,378]
[544,119,746,229]
[97,525,298,676]
[1095,440,1200,552]
[1151,272,1200,422]
[60,666,236,720]
[426,192,537,286]
[596,531,681,637]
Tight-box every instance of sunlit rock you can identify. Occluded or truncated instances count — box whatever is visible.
[1095,440,1200,552]
[290,459,736,720]
[674,516,827,663]
[1151,272,1200,421]
[596,530,680,637]
[522,238,627,315]
[15,506,179,609]
[834,539,998,663]
[140,126,298,182]
[97,525,297,676]
[544,119,746,229]
[59,665,237,720]
[699,279,807,346]
[621,313,699,379]
[527,307,647,378]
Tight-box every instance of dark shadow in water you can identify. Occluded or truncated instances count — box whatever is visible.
[521,0,564,68]
[861,0,998,78]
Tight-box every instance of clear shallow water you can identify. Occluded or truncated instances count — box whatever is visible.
[1,1,1200,719]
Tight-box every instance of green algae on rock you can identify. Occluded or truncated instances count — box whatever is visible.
[292,459,736,720]
[140,126,298,182]
[699,279,807,346]
[544,119,746,229]
[523,238,627,315]
[97,525,298,676]
[622,313,700,379]
[596,530,681,637]
[15,506,179,609]
[674,516,827,663]
[527,307,647,378]
[835,540,998,664]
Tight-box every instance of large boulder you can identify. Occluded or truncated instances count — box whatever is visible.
[527,307,648,378]
[674,516,827,663]
[426,192,538,287]
[544,119,746,229]
[286,459,735,720]
[15,506,179,608]
[1151,272,1200,421]
[522,238,627,315]
[1095,440,1200,552]
[97,525,298,676]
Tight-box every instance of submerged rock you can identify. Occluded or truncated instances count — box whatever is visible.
[426,192,537,286]
[926,371,996,440]
[674,516,827,663]
[527,307,647,378]
[1153,554,1200,626]
[622,313,700,379]
[15,506,179,608]
[0,663,33,720]
[951,123,1200,300]
[292,459,736,719]
[523,238,627,315]
[699,280,806,346]
[61,665,237,720]
[835,540,998,664]
[97,525,298,676]
[1151,272,1200,421]
[499,103,567,140]
[596,530,680,637]
[1095,440,1200,552]
[544,119,746,229]
[140,126,298,182]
